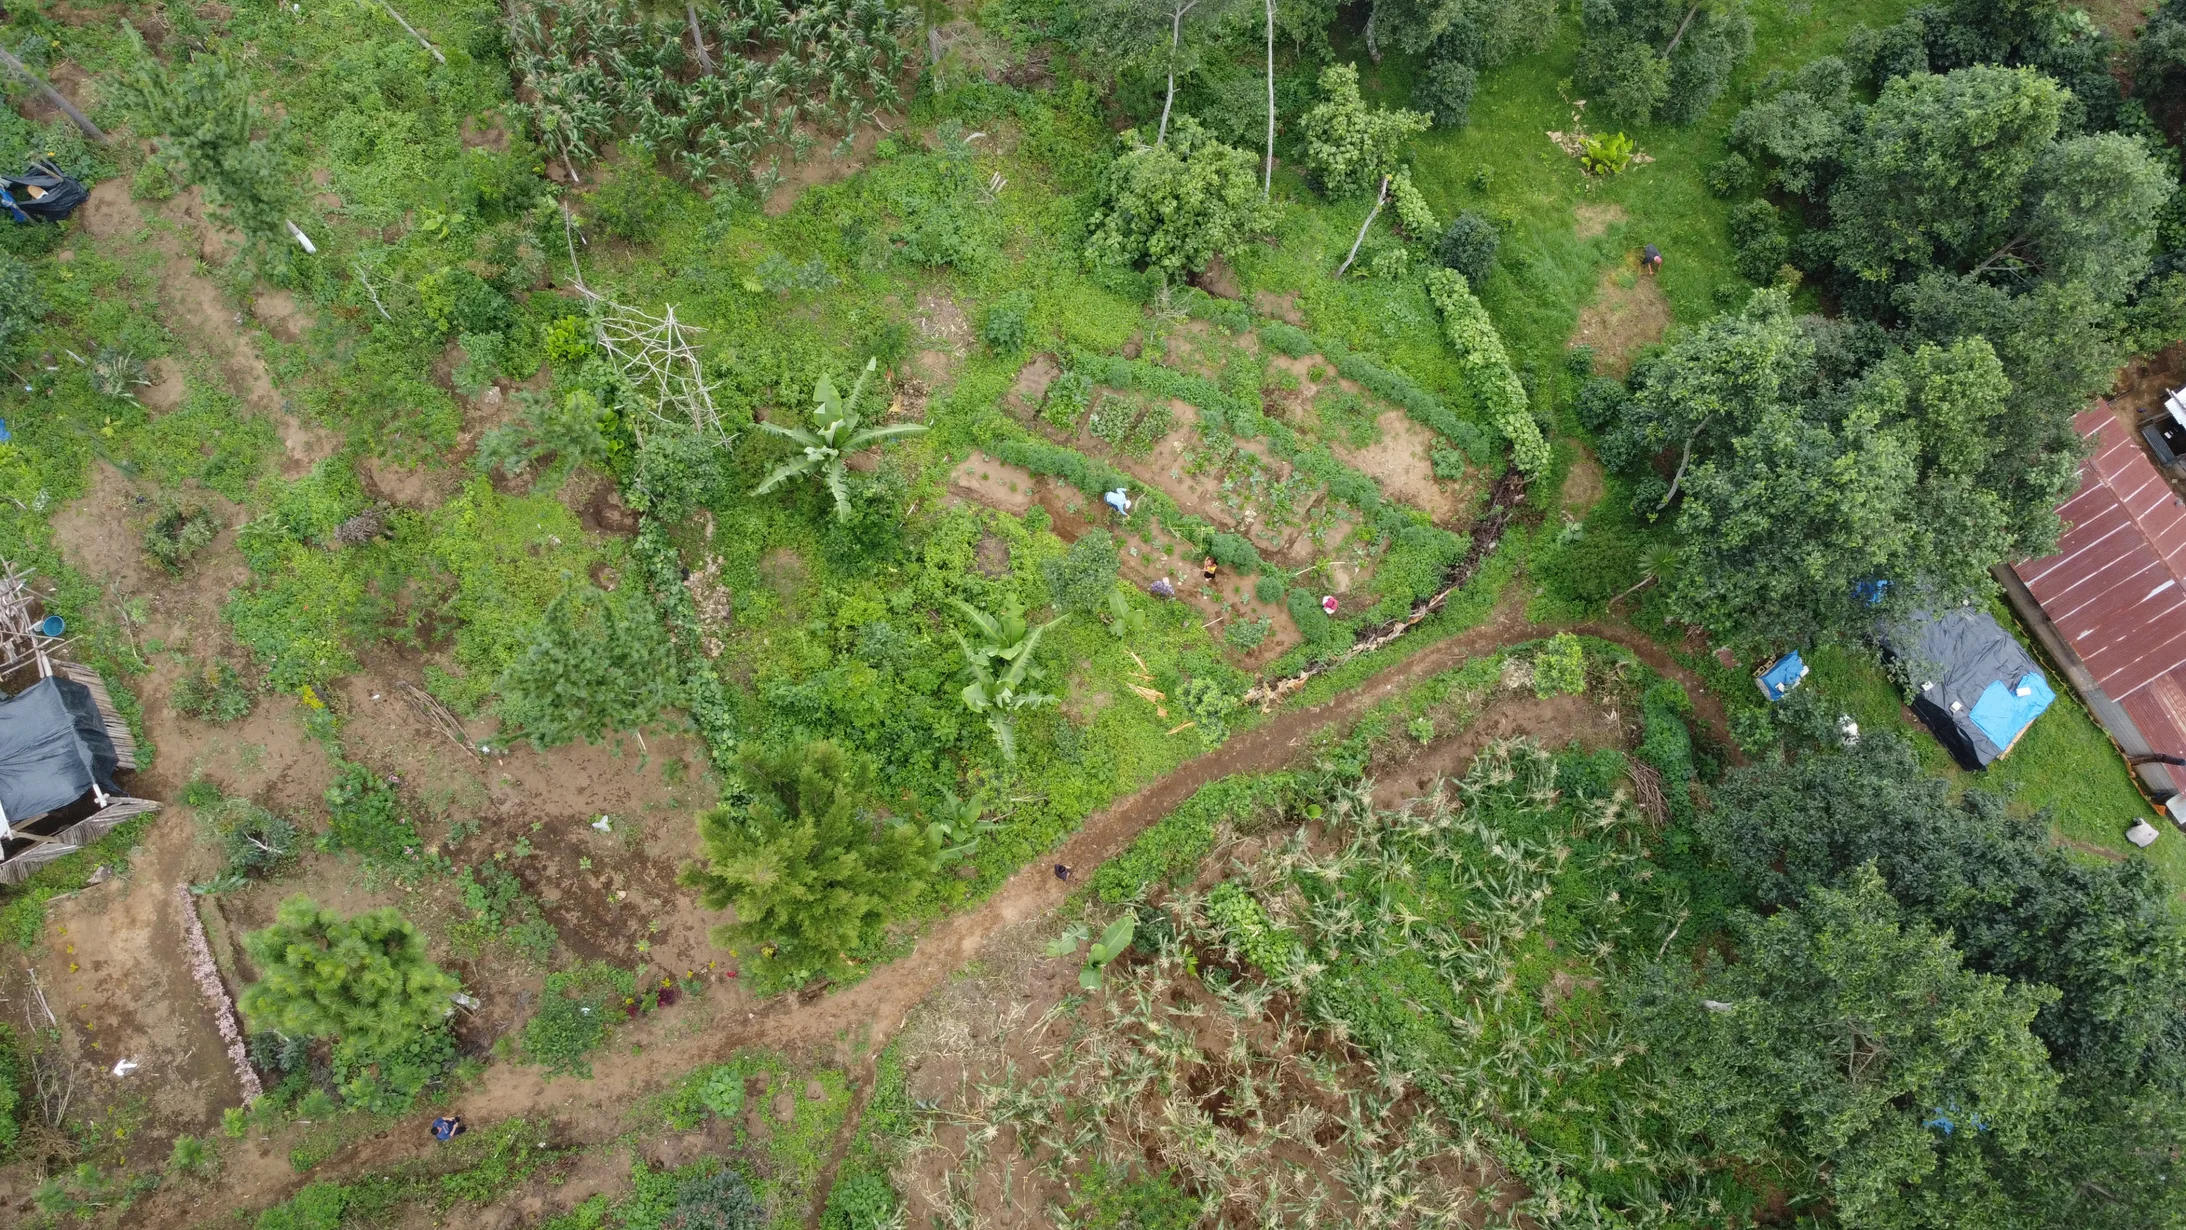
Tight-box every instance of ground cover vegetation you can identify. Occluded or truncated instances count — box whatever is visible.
[0,0,2178,1224]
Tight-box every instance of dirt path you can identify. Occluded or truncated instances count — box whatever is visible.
[75,180,338,475]
[127,592,1733,1228]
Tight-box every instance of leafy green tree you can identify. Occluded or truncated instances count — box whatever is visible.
[954,599,1063,760]
[2139,2,2186,135]
[1423,269,1548,476]
[238,897,460,1050]
[1826,67,2172,295]
[753,358,927,521]
[497,582,679,748]
[111,24,297,251]
[679,742,934,973]
[1299,64,1430,198]
[1577,0,1754,126]
[1362,0,1556,60]
[1085,116,1273,278]
[1701,737,2186,1226]
[1629,866,2060,1229]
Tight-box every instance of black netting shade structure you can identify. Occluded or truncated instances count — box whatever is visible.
[0,676,121,824]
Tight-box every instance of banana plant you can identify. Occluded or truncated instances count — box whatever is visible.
[1079,914,1137,989]
[925,789,997,865]
[751,356,925,520]
[954,599,1062,761]
[1104,589,1147,641]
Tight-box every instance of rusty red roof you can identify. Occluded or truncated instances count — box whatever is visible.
[2014,404,2186,758]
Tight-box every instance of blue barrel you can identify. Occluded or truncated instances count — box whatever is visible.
[39,615,63,637]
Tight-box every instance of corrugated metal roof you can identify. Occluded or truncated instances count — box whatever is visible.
[2014,405,2186,754]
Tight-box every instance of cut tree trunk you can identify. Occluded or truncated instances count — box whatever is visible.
[1335,176,1390,279]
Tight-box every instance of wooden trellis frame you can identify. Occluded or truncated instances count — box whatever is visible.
[591,301,731,444]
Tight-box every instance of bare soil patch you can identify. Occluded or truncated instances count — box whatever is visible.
[1561,446,1605,515]
[1574,202,1627,241]
[1569,259,1670,378]
[1192,253,1241,300]
[1331,411,1471,528]
[1252,289,1303,325]
[1004,354,1059,417]
[944,451,1037,516]
[77,181,339,476]
[762,119,895,216]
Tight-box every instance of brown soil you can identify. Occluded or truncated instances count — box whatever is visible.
[1561,447,1606,515]
[2080,0,2156,38]
[1192,254,1242,300]
[2111,341,2184,416]
[113,580,1735,1227]
[360,454,457,511]
[1330,411,1472,528]
[944,451,1037,516]
[1004,354,1059,417]
[140,357,185,413]
[76,180,339,477]
[762,118,896,216]
[1574,202,1627,241]
[1569,258,1671,378]
[1252,290,1304,325]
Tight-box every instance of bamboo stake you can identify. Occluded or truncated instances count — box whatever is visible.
[0,45,104,142]
[375,0,446,65]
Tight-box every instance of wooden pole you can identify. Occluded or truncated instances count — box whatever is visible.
[1334,175,1389,279]
[0,45,105,142]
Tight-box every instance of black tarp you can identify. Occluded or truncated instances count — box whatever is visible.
[0,677,119,823]
[0,160,86,223]
[1881,607,2052,770]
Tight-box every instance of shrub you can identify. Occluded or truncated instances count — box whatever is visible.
[323,762,421,862]
[586,165,673,241]
[0,252,43,362]
[1435,211,1499,286]
[174,659,255,723]
[203,795,298,881]
[1253,574,1283,603]
[1044,368,1094,430]
[238,897,460,1050]
[1574,376,1630,432]
[1085,116,1272,278]
[1532,633,1586,697]
[0,1021,20,1155]
[521,962,635,1078]
[1388,170,1438,241]
[1729,199,1789,283]
[1423,270,1548,477]
[1418,57,1478,129]
[1706,152,1753,196]
[145,503,219,571]
[416,267,513,338]
[1300,64,1431,198]
[821,1169,898,1230]
[980,292,1032,356]
[1206,532,1260,571]
[1206,881,1300,975]
[666,1167,765,1230]
[1224,616,1271,652]
[1045,531,1120,614]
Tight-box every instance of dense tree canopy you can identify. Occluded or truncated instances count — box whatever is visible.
[1630,866,2059,1229]
[1693,739,2186,1225]
[1576,0,1754,126]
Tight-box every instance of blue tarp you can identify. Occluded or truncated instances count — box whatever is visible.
[1757,652,1808,702]
[1970,672,2055,753]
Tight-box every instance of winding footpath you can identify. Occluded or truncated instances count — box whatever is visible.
[129,586,1732,1229]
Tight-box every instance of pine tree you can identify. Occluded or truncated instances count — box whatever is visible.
[679,742,935,975]
[496,583,679,748]
[238,897,459,1049]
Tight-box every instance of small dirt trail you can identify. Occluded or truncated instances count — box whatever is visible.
[131,599,1733,1228]
[76,180,338,475]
